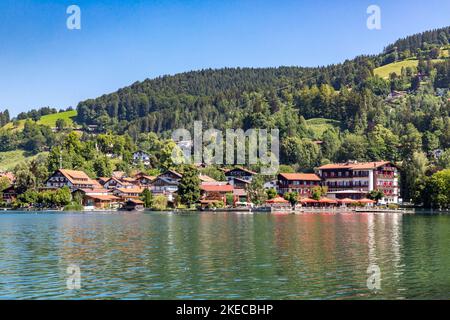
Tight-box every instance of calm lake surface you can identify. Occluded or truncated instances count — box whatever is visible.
[0,211,449,300]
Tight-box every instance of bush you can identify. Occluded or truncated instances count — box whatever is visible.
[64,202,84,211]
[152,195,168,211]
[388,203,399,210]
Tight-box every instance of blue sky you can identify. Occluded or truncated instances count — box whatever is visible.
[1,0,450,116]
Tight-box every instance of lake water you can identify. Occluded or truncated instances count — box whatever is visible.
[0,211,448,300]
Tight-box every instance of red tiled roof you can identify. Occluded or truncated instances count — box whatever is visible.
[77,188,110,194]
[114,187,144,194]
[279,173,321,181]
[317,161,391,170]
[200,184,234,192]
[85,195,120,201]
[58,169,96,186]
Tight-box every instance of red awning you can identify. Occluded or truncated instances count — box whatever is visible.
[318,197,338,204]
[266,196,289,204]
[358,198,376,204]
[338,198,356,204]
[300,198,318,204]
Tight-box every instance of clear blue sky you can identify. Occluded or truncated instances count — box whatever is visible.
[1,0,450,116]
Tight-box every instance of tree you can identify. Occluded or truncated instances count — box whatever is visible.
[283,191,298,207]
[0,176,10,192]
[402,151,429,202]
[141,188,153,208]
[225,193,234,207]
[368,189,385,204]
[311,186,327,200]
[416,169,450,209]
[338,133,369,162]
[56,118,67,131]
[401,124,422,159]
[177,165,200,206]
[153,195,168,210]
[13,162,36,194]
[93,156,113,178]
[266,188,277,200]
[247,175,267,205]
[321,128,341,161]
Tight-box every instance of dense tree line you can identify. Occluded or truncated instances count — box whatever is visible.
[0,109,10,127]
[385,26,450,56]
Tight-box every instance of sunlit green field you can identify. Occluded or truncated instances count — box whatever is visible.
[306,118,341,138]
[0,150,48,171]
[1,110,77,131]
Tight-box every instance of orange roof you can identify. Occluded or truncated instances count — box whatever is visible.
[115,187,144,194]
[300,198,318,203]
[86,195,120,201]
[318,197,338,204]
[200,184,234,192]
[77,188,111,194]
[358,198,376,203]
[318,161,391,170]
[279,173,321,181]
[338,198,357,203]
[58,169,96,186]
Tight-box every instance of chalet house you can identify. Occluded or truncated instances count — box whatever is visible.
[103,177,134,190]
[316,161,399,204]
[113,187,144,202]
[135,175,156,186]
[132,151,151,166]
[148,170,182,201]
[200,184,234,207]
[224,167,256,185]
[2,185,17,204]
[45,169,98,191]
[277,173,322,196]
[72,188,120,209]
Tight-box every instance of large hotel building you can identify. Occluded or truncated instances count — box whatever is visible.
[315,161,399,204]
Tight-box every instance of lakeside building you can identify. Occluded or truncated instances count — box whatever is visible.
[148,170,183,202]
[224,167,255,185]
[1,185,17,204]
[45,169,100,191]
[102,177,134,190]
[277,173,322,196]
[316,161,399,204]
[113,187,145,202]
[199,184,235,208]
[134,173,156,186]
[72,188,120,210]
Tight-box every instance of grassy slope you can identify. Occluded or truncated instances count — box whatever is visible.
[374,58,446,79]
[0,150,48,171]
[374,60,419,79]
[306,118,341,139]
[1,110,77,131]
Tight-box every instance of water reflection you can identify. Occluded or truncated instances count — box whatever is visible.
[0,212,448,299]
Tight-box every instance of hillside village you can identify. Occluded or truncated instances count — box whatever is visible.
[0,158,399,211]
[1,27,450,210]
